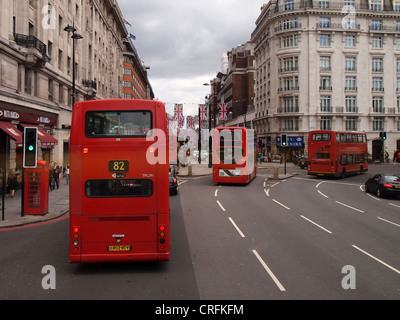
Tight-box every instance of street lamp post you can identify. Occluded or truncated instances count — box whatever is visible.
[64,24,83,106]
[204,81,217,168]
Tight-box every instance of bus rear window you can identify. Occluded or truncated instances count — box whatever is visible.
[85,111,152,137]
[315,153,330,159]
[85,179,153,197]
[312,133,331,141]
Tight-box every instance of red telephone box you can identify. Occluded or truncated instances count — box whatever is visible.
[24,160,49,215]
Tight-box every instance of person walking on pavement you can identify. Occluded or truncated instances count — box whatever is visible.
[52,162,61,190]
[65,163,70,185]
[7,169,18,198]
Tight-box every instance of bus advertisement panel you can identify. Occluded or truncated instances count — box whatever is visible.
[69,99,169,263]
[308,130,368,178]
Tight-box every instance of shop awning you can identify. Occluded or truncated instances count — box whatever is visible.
[0,121,23,147]
[20,124,58,146]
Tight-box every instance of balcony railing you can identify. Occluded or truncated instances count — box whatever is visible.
[82,80,97,90]
[14,33,50,62]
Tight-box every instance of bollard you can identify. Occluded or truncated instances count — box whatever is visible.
[188,164,192,176]
[274,167,279,179]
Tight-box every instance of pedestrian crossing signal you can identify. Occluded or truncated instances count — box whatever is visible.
[23,127,38,168]
[379,131,387,140]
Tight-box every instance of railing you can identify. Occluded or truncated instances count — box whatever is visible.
[82,80,97,90]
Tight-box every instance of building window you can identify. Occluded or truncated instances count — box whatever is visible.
[372,96,384,113]
[345,57,357,71]
[123,81,132,88]
[319,0,330,9]
[345,35,356,47]
[25,69,32,94]
[280,57,298,72]
[372,36,383,49]
[346,96,357,112]
[284,0,295,10]
[320,117,332,130]
[282,118,299,131]
[370,0,383,11]
[372,58,383,72]
[281,35,298,48]
[281,96,299,113]
[123,68,132,75]
[373,117,384,131]
[395,1,400,12]
[320,76,331,90]
[371,20,383,30]
[346,117,357,131]
[372,77,383,91]
[58,49,62,70]
[320,96,331,112]
[345,76,357,91]
[320,56,331,71]
[320,34,330,46]
[48,79,53,101]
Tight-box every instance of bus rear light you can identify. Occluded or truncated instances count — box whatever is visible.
[83,148,89,154]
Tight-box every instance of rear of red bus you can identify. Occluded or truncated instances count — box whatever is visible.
[212,127,256,184]
[69,99,170,263]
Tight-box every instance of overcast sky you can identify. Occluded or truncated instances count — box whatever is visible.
[117,0,266,116]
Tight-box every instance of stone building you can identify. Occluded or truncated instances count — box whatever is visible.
[252,0,400,160]
[0,0,129,173]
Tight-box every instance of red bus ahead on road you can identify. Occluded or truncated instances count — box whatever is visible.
[308,130,368,178]
[69,99,170,263]
[212,127,257,184]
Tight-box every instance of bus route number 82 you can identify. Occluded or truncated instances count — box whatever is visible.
[109,160,129,173]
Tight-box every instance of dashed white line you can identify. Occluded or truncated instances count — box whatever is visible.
[352,245,400,276]
[377,217,400,228]
[272,199,291,211]
[389,202,400,208]
[270,182,280,188]
[300,215,333,234]
[252,250,286,292]
[335,201,364,213]
[228,217,245,238]
[216,200,226,212]
[215,189,218,197]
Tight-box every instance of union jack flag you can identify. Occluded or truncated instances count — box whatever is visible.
[218,103,228,121]
[174,104,183,121]
[199,104,208,120]
[187,116,195,129]
[178,116,185,128]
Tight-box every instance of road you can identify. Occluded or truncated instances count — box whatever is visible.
[0,164,399,300]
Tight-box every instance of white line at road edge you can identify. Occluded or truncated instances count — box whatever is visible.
[352,245,400,275]
[252,250,286,292]
[228,217,245,238]
[300,215,333,234]
[216,200,226,212]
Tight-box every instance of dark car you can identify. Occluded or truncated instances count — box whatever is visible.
[299,155,308,169]
[169,165,178,195]
[365,174,400,198]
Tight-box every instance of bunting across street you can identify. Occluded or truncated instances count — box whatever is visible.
[174,104,184,121]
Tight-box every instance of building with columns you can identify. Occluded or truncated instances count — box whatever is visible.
[252,0,400,161]
[0,0,148,175]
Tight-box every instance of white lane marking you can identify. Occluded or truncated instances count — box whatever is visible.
[389,203,400,208]
[317,190,329,198]
[316,181,325,188]
[366,193,380,201]
[228,217,245,238]
[252,250,286,292]
[272,199,291,211]
[300,215,333,234]
[216,200,226,212]
[264,189,270,197]
[335,201,364,213]
[178,180,188,186]
[215,189,218,197]
[270,182,279,188]
[377,217,400,228]
[352,245,400,276]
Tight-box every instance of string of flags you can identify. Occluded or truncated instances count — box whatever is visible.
[167,103,228,133]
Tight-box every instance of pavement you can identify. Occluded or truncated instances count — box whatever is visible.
[0,162,295,229]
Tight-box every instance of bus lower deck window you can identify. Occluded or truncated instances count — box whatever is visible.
[85,179,153,197]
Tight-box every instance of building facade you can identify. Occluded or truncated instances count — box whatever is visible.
[252,0,400,160]
[209,42,256,129]
[0,0,130,174]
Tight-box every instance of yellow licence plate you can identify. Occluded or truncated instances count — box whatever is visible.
[108,245,131,252]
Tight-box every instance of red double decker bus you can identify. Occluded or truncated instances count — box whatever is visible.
[212,127,257,184]
[69,99,170,263]
[308,130,368,178]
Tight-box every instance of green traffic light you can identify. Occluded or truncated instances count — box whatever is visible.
[28,145,34,151]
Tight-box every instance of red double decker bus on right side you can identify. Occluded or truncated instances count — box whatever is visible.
[308,130,368,178]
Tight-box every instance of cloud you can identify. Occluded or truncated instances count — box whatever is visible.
[118,0,266,115]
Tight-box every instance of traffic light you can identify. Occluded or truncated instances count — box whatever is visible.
[379,131,387,140]
[23,127,38,168]
[281,133,288,147]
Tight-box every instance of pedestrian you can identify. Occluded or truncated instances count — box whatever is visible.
[49,166,54,191]
[65,163,70,185]
[7,169,18,198]
[52,162,60,190]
